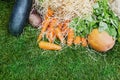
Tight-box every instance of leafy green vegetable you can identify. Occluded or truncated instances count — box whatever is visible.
[99,21,108,32]
[69,16,97,37]
[118,23,120,42]
[39,0,44,2]
[69,0,120,40]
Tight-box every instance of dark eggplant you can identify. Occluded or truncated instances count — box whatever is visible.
[9,0,32,36]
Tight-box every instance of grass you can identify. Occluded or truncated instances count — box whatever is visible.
[0,1,120,80]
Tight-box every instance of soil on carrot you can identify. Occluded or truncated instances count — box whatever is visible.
[0,1,120,80]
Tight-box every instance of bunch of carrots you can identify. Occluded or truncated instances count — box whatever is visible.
[37,7,88,50]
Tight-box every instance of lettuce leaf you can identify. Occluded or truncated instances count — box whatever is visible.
[69,0,119,40]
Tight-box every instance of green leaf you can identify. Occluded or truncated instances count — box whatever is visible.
[118,24,120,42]
[86,16,93,22]
[99,21,108,32]
[69,0,119,38]
[108,26,117,38]
[93,3,99,9]
[110,19,118,28]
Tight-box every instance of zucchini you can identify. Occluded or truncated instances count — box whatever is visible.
[9,0,32,36]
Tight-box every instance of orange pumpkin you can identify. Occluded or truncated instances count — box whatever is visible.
[88,29,115,52]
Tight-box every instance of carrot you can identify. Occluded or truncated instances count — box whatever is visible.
[81,38,88,47]
[39,41,62,50]
[55,27,65,43]
[62,23,68,31]
[58,22,63,30]
[49,18,57,28]
[41,18,51,33]
[45,7,54,20]
[62,20,70,37]
[67,28,74,46]
[37,18,50,42]
[74,36,82,45]
[64,20,70,23]
[46,18,57,42]
[46,27,55,43]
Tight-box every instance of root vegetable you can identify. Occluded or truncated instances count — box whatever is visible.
[39,41,62,50]
[29,9,42,28]
[58,23,63,30]
[46,18,57,43]
[55,27,65,43]
[45,7,54,20]
[37,18,50,42]
[49,18,58,28]
[46,27,55,43]
[67,28,74,46]
[62,21,70,37]
[74,36,82,45]
[81,38,88,47]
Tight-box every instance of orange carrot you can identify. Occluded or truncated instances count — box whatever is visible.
[58,23,63,30]
[62,20,70,37]
[39,41,62,50]
[62,23,68,31]
[62,20,70,30]
[49,18,58,28]
[64,20,70,23]
[37,18,50,42]
[55,27,65,43]
[74,36,82,45]
[46,18,57,43]
[81,38,88,47]
[45,7,54,20]
[41,18,51,33]
[67,28,74,46]
[46,27,55,43]
[62,27,69,36]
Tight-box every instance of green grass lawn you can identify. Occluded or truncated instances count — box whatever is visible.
[0,1,120,80]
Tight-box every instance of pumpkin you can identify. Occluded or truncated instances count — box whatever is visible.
[88,29,115,52]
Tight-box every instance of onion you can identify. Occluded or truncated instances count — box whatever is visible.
[29,9,42,28]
